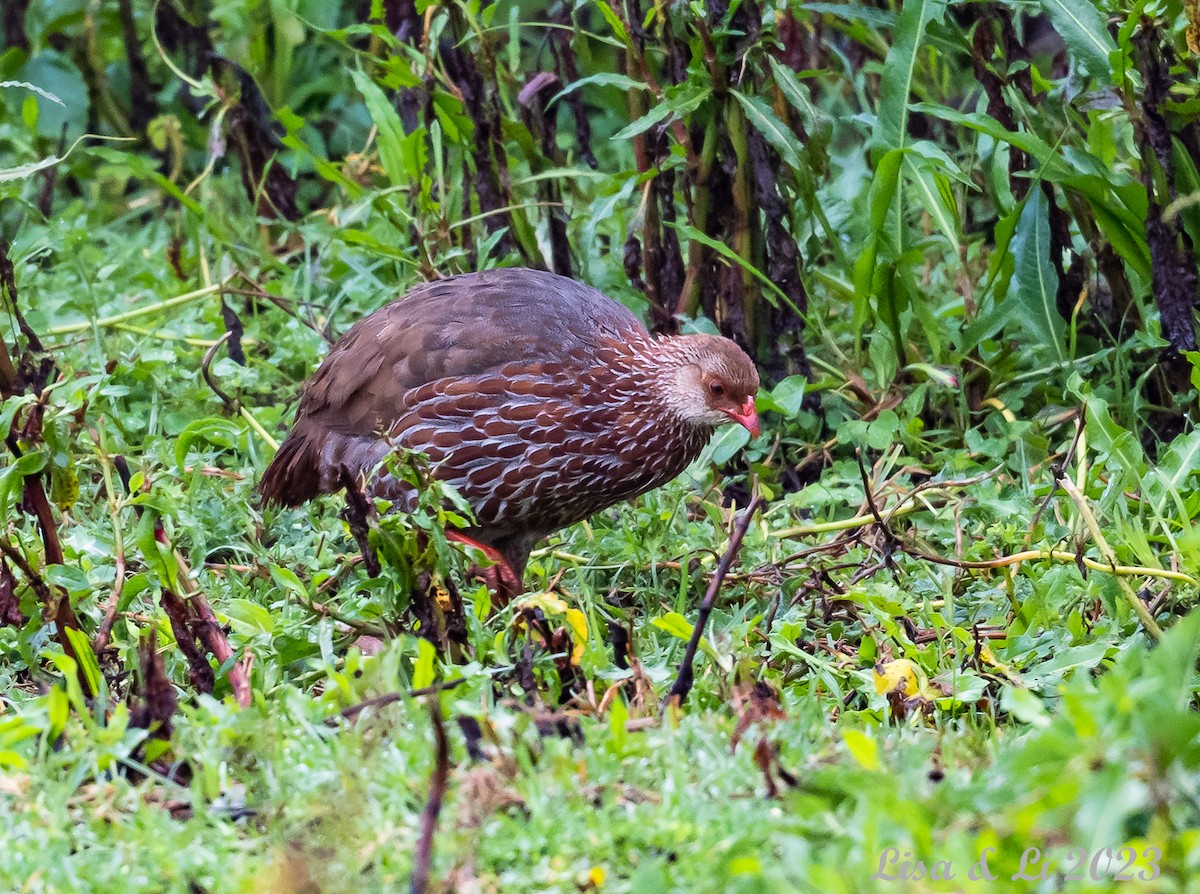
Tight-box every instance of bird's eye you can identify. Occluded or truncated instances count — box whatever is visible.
[709,382,725,397]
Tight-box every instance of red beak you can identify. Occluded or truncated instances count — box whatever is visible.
[724,397,760,438]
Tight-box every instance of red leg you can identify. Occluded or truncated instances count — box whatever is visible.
[446,531,524,602]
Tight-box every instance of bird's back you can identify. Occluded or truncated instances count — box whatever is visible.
[259,268,650,508]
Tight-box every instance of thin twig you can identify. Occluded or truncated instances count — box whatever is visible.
[856,448,900,566]
[663,495,764,711]
[1058,477,1164,639]
[410,699,450,894]
[201,331,237,409]
[90,428,127,653]
[335,677,469,723]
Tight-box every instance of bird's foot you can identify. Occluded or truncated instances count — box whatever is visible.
[446,531,524,604]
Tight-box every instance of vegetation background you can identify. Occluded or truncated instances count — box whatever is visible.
[1,0,1199,890]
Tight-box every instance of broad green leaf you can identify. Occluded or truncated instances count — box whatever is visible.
[350,68,412,187]
[706,423,751,465]
[874,0,947,150]
[730,90,802,169]
[1037,0,1116,82]
[224,599,276,636]
[1009,190,1066,360]
[413,637,436,690]
[62,627,104,700]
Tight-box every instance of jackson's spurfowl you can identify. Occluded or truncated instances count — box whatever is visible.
[259,268,760,592]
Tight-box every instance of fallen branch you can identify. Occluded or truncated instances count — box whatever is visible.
[664,495,764,711]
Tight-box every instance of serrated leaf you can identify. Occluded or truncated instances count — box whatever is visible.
[766,56,823,134]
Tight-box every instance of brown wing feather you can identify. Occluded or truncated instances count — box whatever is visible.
[258,269,648,506]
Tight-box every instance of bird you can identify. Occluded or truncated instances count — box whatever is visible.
[259,267,760,596]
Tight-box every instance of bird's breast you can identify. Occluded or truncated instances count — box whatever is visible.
[388,366,710,532]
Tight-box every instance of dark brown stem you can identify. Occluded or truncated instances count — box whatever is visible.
[664,495,764,709]
[410,700,450,894]
[152,521,253,707]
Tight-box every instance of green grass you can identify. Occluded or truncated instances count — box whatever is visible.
[3,0,1200,890]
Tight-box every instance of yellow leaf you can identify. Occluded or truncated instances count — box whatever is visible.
[513,592,588,664]
[873,658,919,696]
[563,607,588,663]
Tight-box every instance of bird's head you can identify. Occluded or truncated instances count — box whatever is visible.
[662,335,761,437]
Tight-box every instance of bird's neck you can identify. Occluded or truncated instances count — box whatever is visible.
[631,335,717,431]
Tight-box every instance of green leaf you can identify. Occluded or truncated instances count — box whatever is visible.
[62,627,104,700]
[610,103,673,142]
[760,375,807,417]
[671,223,796,312]
[1010,189,1066,360]
[904,157,960,255]
[224,599,275,636]
[652,611,695,640]
[842,729,881,771]
[869,149,904,232]
[706,424,752,465]
[413,637,436,690]
[550,73,647,107]
[350,68,413,187]
[874,0,947,150]
[594,0,631,46]
[730,90,802,169]
[1037,0,1116,82]
[45,565,90,594]
[1001,685,1051,728]
[651,612,720,663]
[766,56,824,135]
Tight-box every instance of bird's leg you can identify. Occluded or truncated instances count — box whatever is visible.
[446,531,524,603]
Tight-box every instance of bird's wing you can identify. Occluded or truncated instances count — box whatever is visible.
[297,268,647,437]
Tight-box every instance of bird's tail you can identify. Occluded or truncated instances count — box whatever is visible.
[259,421,391,507]
[258,423,325,507]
